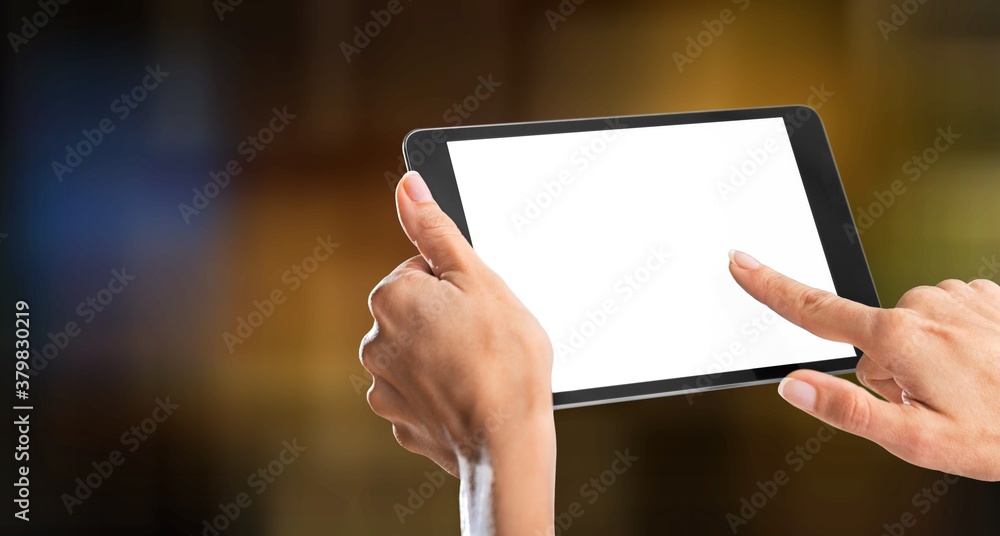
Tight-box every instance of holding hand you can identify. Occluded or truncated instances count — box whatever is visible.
[360,172,556,535]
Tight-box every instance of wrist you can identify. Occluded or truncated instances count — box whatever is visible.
[457,409,556,536]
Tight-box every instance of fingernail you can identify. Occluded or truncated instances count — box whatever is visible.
[729,250,760,270]
[778,377,817,412]
[403,171,433,202]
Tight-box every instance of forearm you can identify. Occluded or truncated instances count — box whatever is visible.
[459,413,556,536]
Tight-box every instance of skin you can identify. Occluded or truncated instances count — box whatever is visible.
[729,249,1000,482]
[361,171,1000,534]
[360,171,555,535]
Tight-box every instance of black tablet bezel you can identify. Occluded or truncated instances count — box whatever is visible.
[402,106,879,409]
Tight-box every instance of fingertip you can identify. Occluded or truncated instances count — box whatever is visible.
[785,368,837,386]
[778,376,818,412]
[778,369,853,414]
[395,171,427,213]
[395,172,411,202]
[395,173,420,244]
[401,171,433,203]
[729,250,761,270]
[728,251,759,298]
[728,250,762,291]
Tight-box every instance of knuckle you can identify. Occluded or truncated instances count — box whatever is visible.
[970,278,1000,292]
[799,288,834,316]
[896,285,940,308]
[936,278,967,291]
[756,272,793,311]
[396,268,427,288]
[370,276,407,312]
[873,309,916,343]
[359,332,386,373]
[758,271,785,297]
[367,281,389,316]
[841,394,873,435]
[370,269,424,318]
[795,288,837,331]
[366,382,389,417]
[359,342,374,369]
[392,424,415,452]
[418,212,461,240]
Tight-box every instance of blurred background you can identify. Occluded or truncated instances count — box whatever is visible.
[2,0,999,534]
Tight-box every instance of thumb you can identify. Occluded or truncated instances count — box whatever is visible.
[395,171,478,277]
[777,369,915,455]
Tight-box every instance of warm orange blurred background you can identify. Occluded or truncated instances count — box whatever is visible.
[3,0,999,534]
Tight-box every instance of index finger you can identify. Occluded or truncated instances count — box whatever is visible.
[367,256,434,317]
[390,255,434,277]
[728,250,880,351]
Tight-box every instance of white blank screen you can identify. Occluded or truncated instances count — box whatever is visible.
[446,117,853,394]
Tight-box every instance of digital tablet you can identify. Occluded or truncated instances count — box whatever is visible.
[402,106,879,409]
